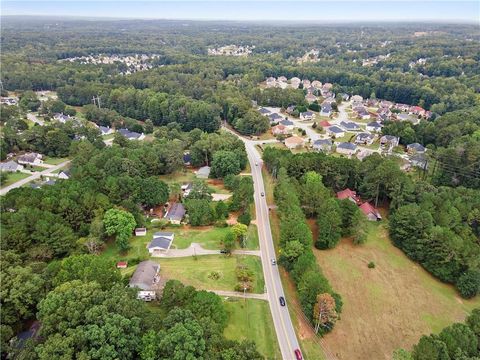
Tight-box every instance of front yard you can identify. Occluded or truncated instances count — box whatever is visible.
[0,172,31,188]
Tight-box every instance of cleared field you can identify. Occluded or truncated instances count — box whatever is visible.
[315,222,480,360]
[0,172,30,188]
[223,298,281,359]
[155,255,265,293]
[43,156,69,165]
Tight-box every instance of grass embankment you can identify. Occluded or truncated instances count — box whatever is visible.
[224,298,281,359]
[0,172,31,188]
[315,221,480,360]
[43,156,69,165]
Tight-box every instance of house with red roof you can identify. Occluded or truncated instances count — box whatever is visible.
[336,188,361,204]
[359,202,382,221]
[318,120,331,127]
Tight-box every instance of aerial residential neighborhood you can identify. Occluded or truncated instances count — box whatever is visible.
[1,2,479,360]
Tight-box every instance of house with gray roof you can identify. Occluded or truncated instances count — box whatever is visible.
[53,113,72,124]
[320,104,332,117]
[118,128,145,140]
[326,126,345,138]
[165,202,186,224]
[355,132,375,145]
[259,107,271,115]
[312,139,333,152]
[340,121,361,132]
[380,135,400,152]
[147,232,175,255]
[366,121,382,132]
[196,166,211,179]
[129,260,160,301]
[0,161,24,172]
[407,142,426,154]
[99,126,114,135]
[300,111,315,121]
[17,153,43,166]
[268,113,283,123]
[336,142,357,156]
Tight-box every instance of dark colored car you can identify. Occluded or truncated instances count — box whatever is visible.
[261,192,265,197]
[279,296,286,306]
[220,249,228,254]
[294,349,303,360]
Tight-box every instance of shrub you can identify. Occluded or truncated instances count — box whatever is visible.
[238,211,251,226]
[368,261,375,269]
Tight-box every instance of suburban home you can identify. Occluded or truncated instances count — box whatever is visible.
[410,153,429,169]
[300,111,315,121]
[312,139,333,152]
[360,202,382,221]
[340,121,361,132]
[147,232,175,255]
[318,120,332,128]
[377,108,392,121]
[365,99,379,107]
[396,113,411,122]
[320,104,332,117]
[311,80,322,89]
[407,142,426,154]
[271,124,291,136]
[284,136,305,149]
[286,105,296,114]
[290,77,301,87]
[135,228,147,236]
[279,119,295,130]
[0,161,24,172]
[116,261,128,269]
[305,86,316,94]
[322,82,333,90]
[164,202,186,224]
[53,113,71,123]
[277,76,287,82]
[380,100,394,108]
[181,183,193,197]
[336,188,361,204]
[268,113,283,123]
[341,93,350,101]
[259,107,271,115]
[58,170,71,180]
[380,135,400,151]
[17,152,43,166]
[196,166,211,178]
[326,126,345,138]
[302,79,311,87]
[355,132,375,145]
[366,121,382,132]
[356,107,371,120]
[99,126,114,135]
[336,142,357,156]
[183,153,192,166]
[0,97,18,106]
[305,94,317,104]
[409,106,426,117]
[351,95,363,103]
[118,128,145,140]
[129,260,160,301]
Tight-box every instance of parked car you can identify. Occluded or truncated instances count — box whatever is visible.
[279,296,286,306]
[261,192,264,197]
[271,259,276,265]
[220,249,228,254]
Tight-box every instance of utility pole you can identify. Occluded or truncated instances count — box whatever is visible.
[92,95,101,109]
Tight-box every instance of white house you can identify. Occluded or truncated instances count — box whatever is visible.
[366,121,382,132]
[118,129,145,141]
[320,104,332,117]
[355,132,375,145]
[164,202,186,225]
[58,170,71,180]
[17,153,43,166]
[99,126,114,135]
[135,228,147,236]
[300,111,315,121]
[326,126,345,138]
[312,139,332,152]
[0,161,24,172]
[129,261,160,301]
[147,232,175,255]
[284,136,305,149]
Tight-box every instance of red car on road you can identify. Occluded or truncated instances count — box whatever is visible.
[294,349,303,360]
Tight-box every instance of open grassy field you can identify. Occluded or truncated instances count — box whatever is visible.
[153,255,265,293]
[43,156,69,165]
[0,172,31,188]
[223,298,281,359]
[314,222,480,360]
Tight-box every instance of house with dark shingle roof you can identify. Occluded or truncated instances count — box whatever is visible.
[300,111,315,121]
[355,132,375,145]
[118,128,145,140]
[129,260,160,301]
[164,202,186,224]
[340,121,361,132]
[326,126,345,138]
[259,107,271,115]
[0,161,24,172]
[366,121,382,132]
[99,126,114,135]
[407,143,426,154]
[320,104,332,117]
[336,142,357,156]
[312,139,332,152]
[148,232,175,255]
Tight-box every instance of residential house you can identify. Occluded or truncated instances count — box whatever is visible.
[322,83,333,90]
[58,170,70,180]
[407,142,426,154]
[305,86,316,94]
[355,132,375,145]
[165,202,186,225]
[300,111,315,121]
[147,232,175,255]
[279,119,295,130]
[259,107,271,115]
[356,107,371,120]
[290,77,301,87]
[18,152,43,166]
[360,202,382,221]
[135,228,147,236]
[365,99,379,107]
[336,142,357,156]
[284,136,305,149]
[0,97,18,106]
[396,113,410,122]
[394,104,410,112]
[268,113,283,124]
[99,126,114,135]
[118,128,145,140]
[326,126,345,138]
[277,76,287,83]
[271,124,291,136]
[318,120,331,128]
[311,80,322,89]
[380,135,400,151]
[0,161,24,172]
[320,104,332,117]
[53,113,71,123]
[366,121,382,132]
[410,106,426,117]
[340,121,361,132]
[196,166,211,179]
[305,94,317,104]
[312,139,332,152]
[302,79,311,87]
[183,153,192,166]
[377,107,392,121]
[129,260,160,301]
[286,105,296,114]
[336,188,361,204]
[410,153,429,169]
[351,95,363,103]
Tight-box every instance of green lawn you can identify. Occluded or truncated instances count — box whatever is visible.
[1,172,31,188]
[332,132,355,143]
[223,298,281,359]
[152,255,265,293]
[43,156,69,165]
[102,133,115,141]
[246,224,260,250]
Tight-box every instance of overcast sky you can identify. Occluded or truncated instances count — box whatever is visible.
[2,1,479,23]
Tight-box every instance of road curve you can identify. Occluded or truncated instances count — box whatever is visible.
[225,127,301,360]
